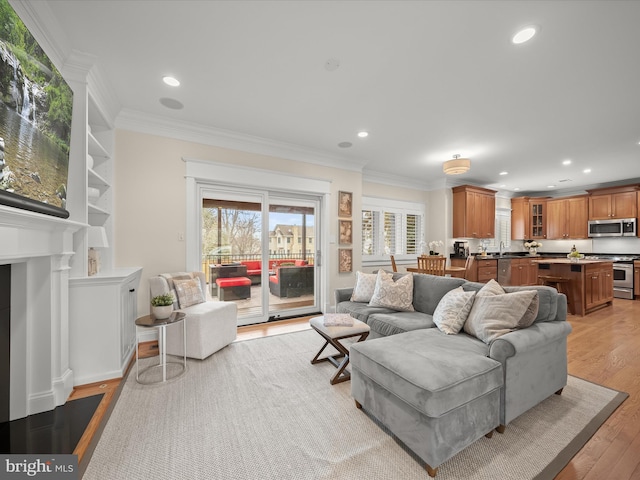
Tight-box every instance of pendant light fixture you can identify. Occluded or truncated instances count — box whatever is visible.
[443,154,471,175]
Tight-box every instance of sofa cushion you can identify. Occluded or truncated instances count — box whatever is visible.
[411,274,466,315]
[350,329,501,418]
[350,271,378,302]
[337,301,397,323]
[432,286,476,334]
[367,311,435,337]
[464,290,539,344]
[369,270,414,312]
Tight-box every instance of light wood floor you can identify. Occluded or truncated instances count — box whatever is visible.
[70,302,640,478]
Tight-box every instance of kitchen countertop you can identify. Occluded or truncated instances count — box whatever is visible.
[532,258,613,265]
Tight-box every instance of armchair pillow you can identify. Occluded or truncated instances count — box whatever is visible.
[368,270,414,312]
[173,278,205,308]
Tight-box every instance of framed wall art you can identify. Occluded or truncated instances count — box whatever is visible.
[338,248,353,273]
[338,191,352,218]
[339,219,352,245]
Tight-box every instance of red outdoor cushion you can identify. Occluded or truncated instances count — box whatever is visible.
[216,277,251,288]
[241,261,261,271]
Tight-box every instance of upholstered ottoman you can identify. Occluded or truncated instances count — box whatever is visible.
[216,277,251,301]
[350,329,503,477]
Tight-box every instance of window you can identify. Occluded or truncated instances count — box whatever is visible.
[361,197,424,262]
[484,207,511,249]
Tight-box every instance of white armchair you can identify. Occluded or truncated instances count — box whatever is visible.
[148,272,237,360]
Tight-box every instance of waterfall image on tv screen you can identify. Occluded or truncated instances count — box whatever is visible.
[0,0,72,218]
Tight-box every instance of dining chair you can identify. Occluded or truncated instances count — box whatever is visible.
[463,255,475,280]
[416,256,446,276]
[390,255,398,272]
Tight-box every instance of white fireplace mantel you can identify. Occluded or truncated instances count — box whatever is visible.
[1,205,84,420]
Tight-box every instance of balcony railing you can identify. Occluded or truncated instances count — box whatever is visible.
[202,253,315,283]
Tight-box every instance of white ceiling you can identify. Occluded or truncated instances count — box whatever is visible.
[39,0,640,194]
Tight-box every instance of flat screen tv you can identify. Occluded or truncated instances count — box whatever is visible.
[0,0,72,219]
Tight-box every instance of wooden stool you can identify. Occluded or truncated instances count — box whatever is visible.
[309,316,370,385]
[538,275,574,315]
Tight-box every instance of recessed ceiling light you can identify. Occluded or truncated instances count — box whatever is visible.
[583,168,591,174]
[499,171,508,176]
[163,76,180,87]
[499,184,506,188]
[514,187,520,191]
[562,159,572,165]
[338,141,352,148]
[357,131,369,138]
[547,185,555,188]
[512,25,538,44]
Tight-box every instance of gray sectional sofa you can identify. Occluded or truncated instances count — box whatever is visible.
[335,273,572,477]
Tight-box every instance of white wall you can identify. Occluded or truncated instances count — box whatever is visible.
[113,129,370,314]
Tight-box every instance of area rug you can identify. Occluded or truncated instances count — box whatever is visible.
[83,330,627,480]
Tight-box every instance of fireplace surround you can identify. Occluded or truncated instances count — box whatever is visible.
[0,206,82,421]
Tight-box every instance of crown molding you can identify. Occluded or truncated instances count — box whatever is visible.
[8,1,70,69]
[116,109,367,173]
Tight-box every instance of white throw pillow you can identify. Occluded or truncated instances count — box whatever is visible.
[350,271,378,302]
[464,290,539,343]
[433,286,477,334]
[368,270,414,311]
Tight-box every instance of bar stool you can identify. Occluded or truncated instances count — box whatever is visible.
[538,275,574,315]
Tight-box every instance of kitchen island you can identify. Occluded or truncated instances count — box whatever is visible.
[534,258,614,316]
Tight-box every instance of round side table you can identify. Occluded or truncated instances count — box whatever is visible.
[135,311,187,384]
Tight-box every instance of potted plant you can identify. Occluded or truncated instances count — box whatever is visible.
[150,293,174,320]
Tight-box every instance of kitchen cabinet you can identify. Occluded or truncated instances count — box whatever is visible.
[546,196,588,239]
[475,258,497,283]
[587,186,638,220]
[634,261,640,298]
[535,259,613,316]
[584,264,613,312]
[452,185,496,239]
[508,258,538,286]
[511,197,548,240]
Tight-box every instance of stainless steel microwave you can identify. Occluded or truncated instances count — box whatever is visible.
[588,218,637,237]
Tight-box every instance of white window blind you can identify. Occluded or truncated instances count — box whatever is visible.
[361,197,424,262]
[486,207,511,249]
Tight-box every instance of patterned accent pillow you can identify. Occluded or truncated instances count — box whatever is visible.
[463,290,539,343]
[433,286,477,334]
[368,270,414,311]
[351,271,378,302]
[477,278,505,296]
[173,278,205,308]
[471,278,539,331]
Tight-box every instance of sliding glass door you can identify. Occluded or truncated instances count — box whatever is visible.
[201,187,320,325]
